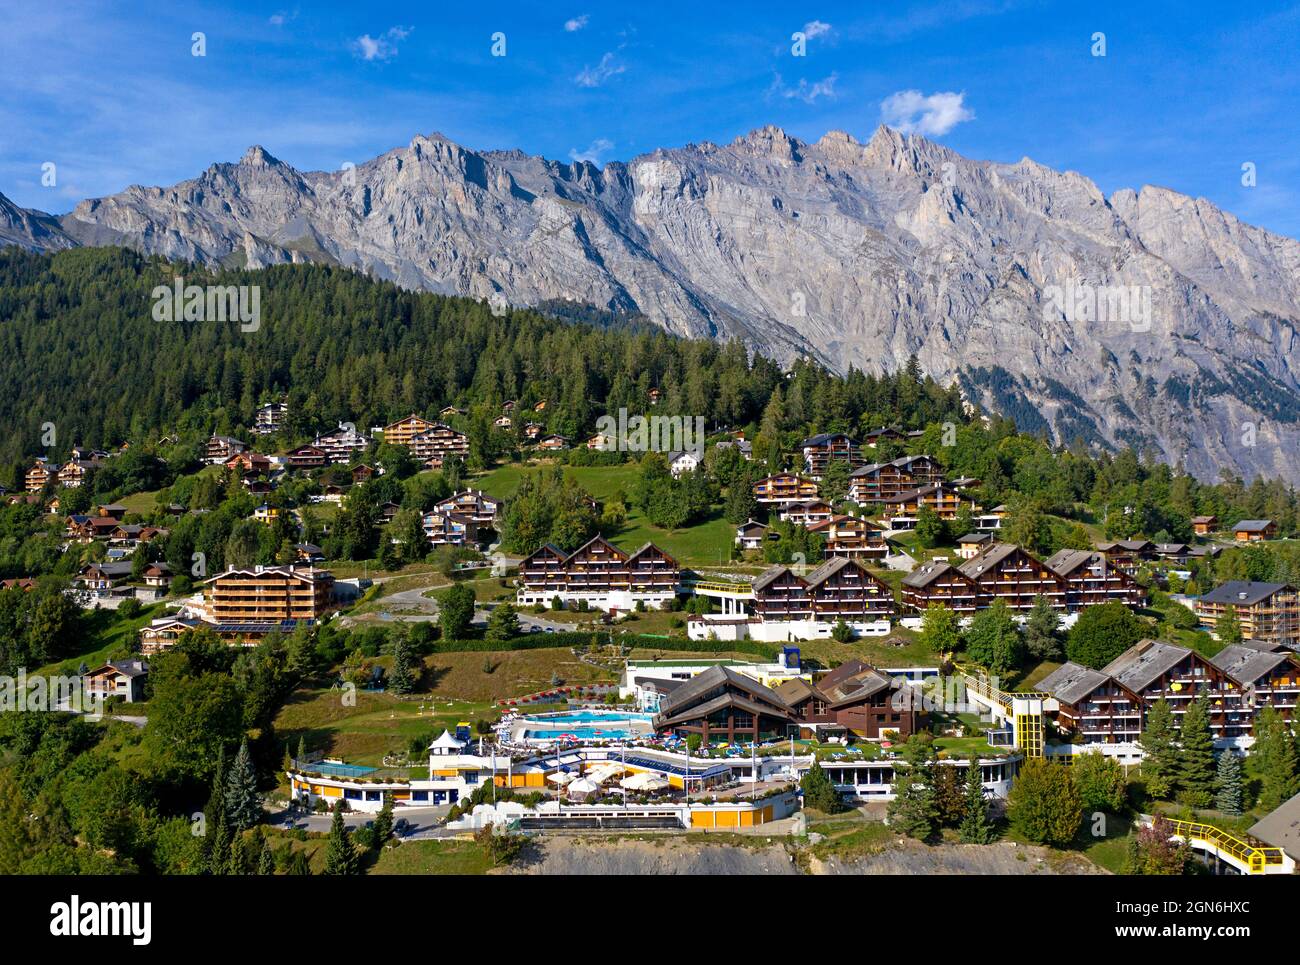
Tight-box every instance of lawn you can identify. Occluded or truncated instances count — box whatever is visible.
[370,838,495,875]
[39,602,166,677]
[474,461,736,566]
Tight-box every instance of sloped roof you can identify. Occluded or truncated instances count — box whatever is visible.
[1209,644,1296,686]
[753,565,799,593]
[1103,640,1194,692]
[820,666,893,707]
[1045,548,1100,577]
[654,665,791,721]
[1038,661,1110,705]
[957,543,1024,579]
[1200,581,1291,607]
[1249,790,1300,861]
[902,558,959,589]
[1233,519,1275,532]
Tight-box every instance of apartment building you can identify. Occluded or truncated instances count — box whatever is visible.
[516,537,680,612]
[807,514,889,561]
[848,454,944,504]
[1045,549,1147,609]
[753,473,820,509]
[202,564,335,624]
[1196,581,1300,646]
[799,432,863,478]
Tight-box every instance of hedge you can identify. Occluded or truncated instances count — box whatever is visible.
[428,631,776,660]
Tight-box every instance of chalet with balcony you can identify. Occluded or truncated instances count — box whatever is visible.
[807,514,888,560]
[77,561,134,593]
[381,414,437,448]
[848,455,943,504]
[1195,581,1300,646]
[226,451,272,476]
[1045,549,1146,610]
[58,460,97,488]
[1039,662,1144,744]
[254,401,288,435]
[201,564,335,624]
[434,490,500,528]
[753,473,819,509]
[536,435,570,451]
[408,424,470,463]
[1103,640,1241,738]
[421,510,478,547]
[901,558,979,613]
[516,537,679,612]
[25,459,52,492]
[652,665,794,743]
[799,432,863,479]
[205,435,248,465]
[312,424,370,463]
[1210,642,1300,725]
[779,498,835,527]
[957,543,1068,612]
[285,445,328,470]
[1191,515,1218,537]
[751,558,895,623]
[1093,539,1156,575]
[880,484,976,528]
[82,659,149,703]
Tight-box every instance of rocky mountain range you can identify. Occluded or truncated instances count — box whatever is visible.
[3,125,1300,482]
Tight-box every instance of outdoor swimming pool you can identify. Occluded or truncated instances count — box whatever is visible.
[304,761,376,778]
[517,710,655,742]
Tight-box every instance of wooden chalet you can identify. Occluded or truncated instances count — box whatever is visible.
[752,473,819,508]
[1103,640,1241,738]
[1191,515,1218,536]
[515,537,679,611]
[957,543,1068,612]
[1233,519,1277,542]
[421,510,479,547]
[1044,549,1146,610]
[1093,539,1156,575]
[434,489,500,527]
[1038,662,1145,744]
[205,435,248,465]
[286,444,328,469]
[312,424,370,463]
[799,432,863,478]
[381,414,437,447]
[881,483,977,528]
[225,451,272,475]
[751,558,896,623]
[848,454,943,504]
[652,666,793,743]
[83,659,149,703]
[25,460,52,492]
[901,558,979,613]
[1210,642,1300,727]
[807,514,888,560]
[779,498,834,527]
[536,435,570,451]
[777,660,923,740]
[408,424,469,462]
[955,532,992,559]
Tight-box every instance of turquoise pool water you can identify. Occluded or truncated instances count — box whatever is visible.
[307,762,376,777]
[521,710,654,741]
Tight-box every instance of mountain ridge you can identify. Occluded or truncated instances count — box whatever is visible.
[3,124,1300,482]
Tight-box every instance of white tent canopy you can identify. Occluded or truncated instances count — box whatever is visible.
[546,770,577,786]
[428,730,467,753]
[620,772,670,792]
[567,778,601,799]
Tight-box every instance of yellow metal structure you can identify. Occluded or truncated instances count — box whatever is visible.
[1164,819,1287,875]
[962,674,1046,758]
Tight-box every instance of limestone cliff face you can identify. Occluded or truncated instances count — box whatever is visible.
[6,125,1300,481]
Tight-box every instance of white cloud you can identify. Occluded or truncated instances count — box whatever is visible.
[569,137,614,164]
[269,11,296,27]
[879,89,974,136]
[575,52,624,87]
[802,20,832,39]
[771,72,838,104]
[351,26,412,62]
[564,14,590,32]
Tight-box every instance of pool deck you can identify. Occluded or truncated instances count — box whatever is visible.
[504,710,656,746]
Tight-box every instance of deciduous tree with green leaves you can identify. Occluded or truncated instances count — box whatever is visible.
[1006,758,1082,847]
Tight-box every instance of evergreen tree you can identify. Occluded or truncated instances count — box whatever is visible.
[1176,694,1216,808]
[204,747,229,874]
[1023,595,1062,661]
[485,603,521,642]
[388,631,417,695]
[373,793,395,844]
[800,761,844,813]
[886,736,938,840]
[1252,706,1300,812]
[1006,758,1082,847]
[959,756,996,844]
[963,599,1024,674]
[1214,751,1243,816]
[1215,605,1243,645]
[257,838,276,875]
[1139,699,1178,799]
[323,803,358,875]
[224,739,262,831]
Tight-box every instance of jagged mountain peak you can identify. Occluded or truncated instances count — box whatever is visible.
[6,125,1300,482]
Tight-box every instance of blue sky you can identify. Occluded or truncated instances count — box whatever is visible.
[3,0,1299,236]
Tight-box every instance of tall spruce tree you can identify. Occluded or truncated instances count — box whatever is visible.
[1139,699,1178,799]
[1215,751,1243,816]
[886,736,938,840]
[1252,706,1300,812]
[1176,694,1216,808]
[388,632,417,695]
[959,756,995,844]
[225,739,263,831]
[323,803,357,875]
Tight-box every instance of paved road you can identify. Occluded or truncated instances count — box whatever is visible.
[268,803,453,836]
[357,583,579,633]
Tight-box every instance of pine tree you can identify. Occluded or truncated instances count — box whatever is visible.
[388,632,417,695]
[1252,706,1300,812]
[886,737,938,840]
[1139,699,1178,799]
[257,838,276,875]
[296,735,307,764]
[373,793,395,843]
[224,739,262,831]
[959,756,995,844]
[1215,751,1243,816]
[1176,694,1216,808]
[323,803,357,875]
[800,762,844,814]
[204,747,229,874]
